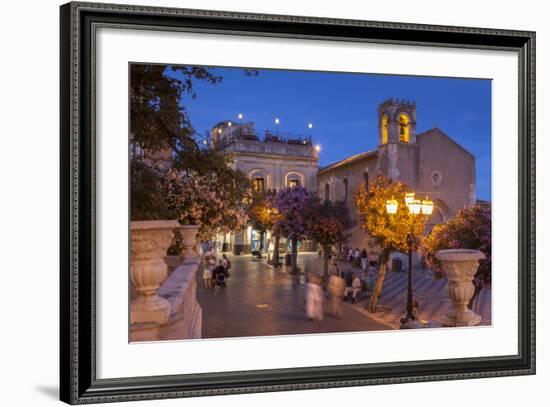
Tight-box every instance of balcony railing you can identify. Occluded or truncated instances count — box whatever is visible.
[216,127,313,148]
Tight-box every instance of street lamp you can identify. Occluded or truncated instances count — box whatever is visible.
[404,192,415,206]
[386,192,434,324]
[386,197,398,214]
[274,117,280,136]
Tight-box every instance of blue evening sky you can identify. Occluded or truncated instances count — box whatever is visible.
[170,66,492,201]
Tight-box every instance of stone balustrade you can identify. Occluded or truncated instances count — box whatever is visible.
[131,256,202,342]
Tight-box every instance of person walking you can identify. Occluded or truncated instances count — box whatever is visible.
[365,262,376,296]
[203,256,215,288]
[305,275,324,321]
[327,270,345,318]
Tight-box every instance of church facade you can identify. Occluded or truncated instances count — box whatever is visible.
[213,99,476,254]
[318,99,476,250]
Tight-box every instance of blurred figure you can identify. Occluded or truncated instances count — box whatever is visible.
[222,254,231,277]
[344,272,361,303]
[364,262,376,296]
[305,275,324,321]
[214,260,226,288]
[203,255,216,288]
[360,248,368,271]
[327,270,345,318]
[330,258,341,277]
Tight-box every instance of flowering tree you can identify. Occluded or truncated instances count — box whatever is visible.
[130,63,254,232]
[163,168,249,240]
[306,198,352,282]
[354,175,426,312]
[247,191,281,256]
[273,186,311,273]
[421,203,491,308]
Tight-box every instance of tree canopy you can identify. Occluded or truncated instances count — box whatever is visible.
[130,64,221,155]
[247,191,281,234]
[422,203,492,284]
[354,175,426,254]
[306,198,352,248]
[272,186,311,242]
[130,64,253,228]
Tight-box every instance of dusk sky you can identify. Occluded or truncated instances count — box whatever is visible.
[169,66,492,201]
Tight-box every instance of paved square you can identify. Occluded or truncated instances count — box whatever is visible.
[196,254,389,339]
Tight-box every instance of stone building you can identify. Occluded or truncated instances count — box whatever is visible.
[209,99,476,256]
[317,99,476,251]
[212,120,319,254]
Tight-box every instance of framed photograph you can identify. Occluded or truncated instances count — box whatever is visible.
[60,1,535,404]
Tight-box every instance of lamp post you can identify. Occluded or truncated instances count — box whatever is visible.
[386,193,433,323]
[274,117,280,136]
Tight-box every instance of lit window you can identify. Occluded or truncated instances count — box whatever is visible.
[398,113,410,143]
[381,113,389,144]
[253,177,265,193]
[289,178,300,188]
[287,173,302,188]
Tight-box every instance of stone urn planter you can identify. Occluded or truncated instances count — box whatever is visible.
[130,220,179,327]
[435,249,485,327]
[179,225,200,257]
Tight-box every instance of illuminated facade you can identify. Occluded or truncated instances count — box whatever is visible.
[210,99,476,255]
[318,99,476,251]
[212,120,319,254]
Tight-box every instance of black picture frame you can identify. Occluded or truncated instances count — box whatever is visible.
[60,1,536,404]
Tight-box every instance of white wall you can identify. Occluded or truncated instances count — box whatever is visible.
[0,0,546,406]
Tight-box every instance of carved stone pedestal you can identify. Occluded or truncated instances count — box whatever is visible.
[435,249,485,327]
[130,220,179,339]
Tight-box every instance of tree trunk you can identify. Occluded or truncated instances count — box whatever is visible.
[259,231,265,253]
[322,244,330,285]
[367,249,390,313]
[273,235,280,266]
[291,238,298,274]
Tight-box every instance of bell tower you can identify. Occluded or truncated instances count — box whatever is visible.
[378,99,417,145]
[376,99,418,187]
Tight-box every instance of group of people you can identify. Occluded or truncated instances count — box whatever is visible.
[202,250,232,288]
[305,256,377,321]
[341,246,372,271]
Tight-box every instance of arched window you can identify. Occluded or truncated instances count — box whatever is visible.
[253,177,265,193]
[343,178,348,202]
[363,171,369,191]
[398,113,410,143]
[381,113,389,144]
[249,169,268,193]
[285,172,303,188]
[324,183,330,202]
